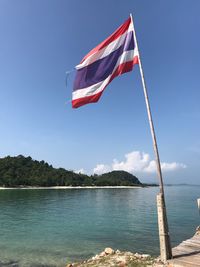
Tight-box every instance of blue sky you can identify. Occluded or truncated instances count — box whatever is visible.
[0,0,199,184]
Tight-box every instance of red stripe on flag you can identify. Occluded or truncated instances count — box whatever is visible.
[72,91,103,108]
[109,55,139,83]
[80,17,131,63]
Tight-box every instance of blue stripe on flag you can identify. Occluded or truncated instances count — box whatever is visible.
[73,31,134,91]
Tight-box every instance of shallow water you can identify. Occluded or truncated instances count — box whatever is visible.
[0,186,199,266]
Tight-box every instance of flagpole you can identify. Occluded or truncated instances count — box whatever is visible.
[130,14,172,262]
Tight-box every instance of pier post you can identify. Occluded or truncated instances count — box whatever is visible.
[157,193,172,262]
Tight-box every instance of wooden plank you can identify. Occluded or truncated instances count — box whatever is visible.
[189,235,200,240]
[182,240,200,248]
[172,251,200,260]
[188,236,200,242]
[177,255,200,261]
[173,246,200,254]
[165,233,200,266]
[172,260,200,267]
[186,235,200,241]
[189,238,200,245]
[172,256,200,266]
[171,261,200,267]
[172,250,197,257]
[173,245,200,254]
[174,243,200,251]
[170,253,200,264]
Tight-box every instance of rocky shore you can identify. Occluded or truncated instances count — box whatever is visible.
[66,248,163,267]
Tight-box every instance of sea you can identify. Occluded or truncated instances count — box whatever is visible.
[0,185,199,267]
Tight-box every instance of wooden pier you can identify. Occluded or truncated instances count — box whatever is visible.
[166,227,200,267]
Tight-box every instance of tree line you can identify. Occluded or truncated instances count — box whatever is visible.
[0,155,142,187]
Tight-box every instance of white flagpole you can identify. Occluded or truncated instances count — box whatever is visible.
[130,14,172,262]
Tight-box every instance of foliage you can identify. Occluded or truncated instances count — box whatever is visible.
[93,171,141,186]
[0,155,142,187]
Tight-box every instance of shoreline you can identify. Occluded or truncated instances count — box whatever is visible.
[0,185,144,190]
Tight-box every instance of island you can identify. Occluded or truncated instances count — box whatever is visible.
[0,155,143,187]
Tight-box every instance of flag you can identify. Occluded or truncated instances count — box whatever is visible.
[72,16,139,108]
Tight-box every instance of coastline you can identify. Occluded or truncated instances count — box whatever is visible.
[0,185,143,190]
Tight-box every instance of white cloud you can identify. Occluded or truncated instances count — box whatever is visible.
[93,164,111,175]
[93,150,186,175]
[75,168,86,174]
[143,160,156,173]
[112,151,150,173]
[144,161,187,173]
[161,162,187,172]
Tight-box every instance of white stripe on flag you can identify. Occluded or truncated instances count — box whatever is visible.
[72,76,111,100]
[76,23,134,70]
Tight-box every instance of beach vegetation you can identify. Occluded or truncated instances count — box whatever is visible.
[0,155,142,187]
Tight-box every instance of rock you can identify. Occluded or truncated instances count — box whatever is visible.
[155,257,162,263]
[99,251,106,257]
[69,249,155,267]
[141,254,150,258]
[118,261,126,267]
[104,247,115,255]
[195,225,200,235]
[134,252,142,259]
[124,252,133,256]
[91,254,99,260]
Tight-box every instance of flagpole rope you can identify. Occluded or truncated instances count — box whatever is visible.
[65,69,75,88]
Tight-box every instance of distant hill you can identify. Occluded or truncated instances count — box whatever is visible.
[0,155,142,187]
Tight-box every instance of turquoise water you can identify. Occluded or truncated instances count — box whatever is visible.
[0,186,199,266]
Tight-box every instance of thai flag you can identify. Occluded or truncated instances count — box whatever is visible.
[72,16,139,108]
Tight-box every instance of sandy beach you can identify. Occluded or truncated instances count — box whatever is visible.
[0,185,143,190]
